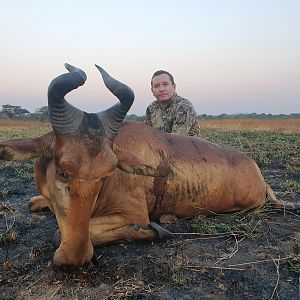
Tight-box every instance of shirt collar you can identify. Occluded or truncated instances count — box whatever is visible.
[158,93,177,109]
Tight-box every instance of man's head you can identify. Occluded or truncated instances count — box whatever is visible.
[151,70,176,103]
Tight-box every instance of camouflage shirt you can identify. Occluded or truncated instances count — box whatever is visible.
[145,93,200,136]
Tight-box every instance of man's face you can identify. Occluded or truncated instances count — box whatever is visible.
[151,74,176,103]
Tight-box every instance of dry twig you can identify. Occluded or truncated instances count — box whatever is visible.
[228,256,293,267]
[215,233,245,264]
[270,257,280,300]
[0,202,16,237]
[185,265,245,271]
[49,284,63,300]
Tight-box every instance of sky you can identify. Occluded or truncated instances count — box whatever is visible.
[1,0,299,116]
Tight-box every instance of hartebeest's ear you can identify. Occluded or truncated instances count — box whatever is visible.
[0,132,54,162]
[112,144,163,177]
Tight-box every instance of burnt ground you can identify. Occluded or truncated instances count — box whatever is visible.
[0,159,300,299]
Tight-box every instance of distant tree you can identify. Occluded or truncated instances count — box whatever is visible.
[1,104,30,119]
[125,114,145,122]
[290,113,300,118]
[219,113,227,119]
[32,106,49,121]
[35,106,48,114]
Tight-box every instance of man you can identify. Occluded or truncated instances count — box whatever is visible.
[145,70,200,136]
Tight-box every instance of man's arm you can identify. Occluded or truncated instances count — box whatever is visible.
[171,103,197,135]
[144,107,153,126]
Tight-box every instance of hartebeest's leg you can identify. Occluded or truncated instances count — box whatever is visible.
[89,214,173,245]
[29,195,49,212]
[267,184,300,210]
[90,224,156,245]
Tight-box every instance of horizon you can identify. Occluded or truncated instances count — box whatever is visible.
[1,103,299,118]
[1,1,299,115]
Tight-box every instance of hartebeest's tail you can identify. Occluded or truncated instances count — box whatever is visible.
[266,184,300,210]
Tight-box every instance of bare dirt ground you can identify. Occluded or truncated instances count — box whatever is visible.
[1,128,300,299]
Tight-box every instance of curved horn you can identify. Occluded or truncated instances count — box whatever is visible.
[95,65,134,139]
[48,63,87,133]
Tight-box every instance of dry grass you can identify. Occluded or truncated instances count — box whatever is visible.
[199,118,300,134]
[1,118,299,135]
[0,119,51,130]
[0,119,51,140]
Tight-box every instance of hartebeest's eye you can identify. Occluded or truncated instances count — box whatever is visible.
[56,168,70,183]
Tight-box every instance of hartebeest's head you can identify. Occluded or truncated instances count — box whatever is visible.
[46,64,136,268]
[0,64,136,268]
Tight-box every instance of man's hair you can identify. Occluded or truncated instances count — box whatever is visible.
[151,70,175,86]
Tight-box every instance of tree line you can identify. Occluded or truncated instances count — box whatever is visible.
[0,104,49,121]
[1,104,299,121]
[126,113,300,121]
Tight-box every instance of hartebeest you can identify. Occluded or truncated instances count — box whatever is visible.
[0,64,298,269]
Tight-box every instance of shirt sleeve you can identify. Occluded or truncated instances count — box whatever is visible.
[171,103,196,135]
[144,106,152,126]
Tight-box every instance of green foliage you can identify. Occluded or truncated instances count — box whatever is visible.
[13,162,34,182]
[125,114,145,122]
[193,211,264,237]
[33,106,49,121]
[0,127,50,140]
[282,257,300,273]
[282,180,300,193]
[200,128,300,173]
[1,104,30,118]
[0,189,11,201]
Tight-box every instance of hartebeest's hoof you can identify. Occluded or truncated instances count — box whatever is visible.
[149,222,175,240]
[28,195,49,212]
[53,229,61,248]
